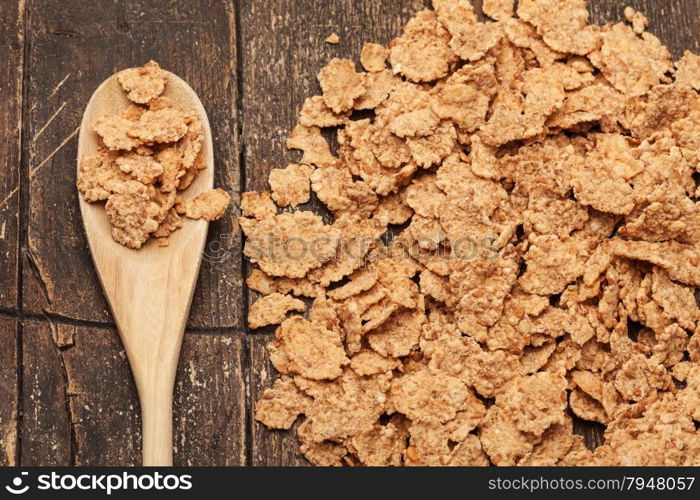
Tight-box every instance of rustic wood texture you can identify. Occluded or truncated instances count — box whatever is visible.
[20,319,245,466]
[0,318,18,466]
[21,319,73,466]
[0,2,23,311]
[1,0,699,466]
[22,0,242,329]
[174,334,246,466]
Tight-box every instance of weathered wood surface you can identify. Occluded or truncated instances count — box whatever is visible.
[0,318,18,466]
[22,0,243,329]
[0,2,23,311]
[174,333,247,466]
[21,319,72,466]
[1,0,699,466]
[21,319,245,466]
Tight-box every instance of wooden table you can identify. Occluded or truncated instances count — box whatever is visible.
[0,0,698,466]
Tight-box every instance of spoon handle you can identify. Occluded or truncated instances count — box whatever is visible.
[140,384,174,466]
[122,317,183,466]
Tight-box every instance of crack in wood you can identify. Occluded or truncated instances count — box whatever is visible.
[52,334,77,465]
[23,247,52,305]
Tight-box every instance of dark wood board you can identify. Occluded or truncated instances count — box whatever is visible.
[20,319,246,466]
[20,319,73,466]
[2,0,699,466]
[21,0,243,329]
[174,333,247,466]
[0,1,23,311]
[0,318,18,466]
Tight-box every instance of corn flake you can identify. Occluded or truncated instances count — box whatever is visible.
[178,188,230,221]
[254,377,311,430]
[117,60,167,104]
[248,293,306,329]
[268,163,314,208]
[240,211,341,279]
[247,0,700,467]
[389,9,455,83]
[360,43,389,73]
[318,58,366,114]
[270,317,349,380]
[105,180,160,249]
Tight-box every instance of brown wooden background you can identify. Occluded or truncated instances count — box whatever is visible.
[0,0,698,466]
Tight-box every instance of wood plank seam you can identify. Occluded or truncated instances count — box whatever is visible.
[0,308,246,336]
[48,317,78,466]
[231,0,254,467]
[16,0,30,467]
[20,315,247,465]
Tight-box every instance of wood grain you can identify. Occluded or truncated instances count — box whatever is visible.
[59,323,142,466]
[174,334,246,466]
[21,319,73,466]
[0,1,23,311]
[22,0,242,329]
[21,320,245,466]
[0,318,18,466]
[9,0,700,466]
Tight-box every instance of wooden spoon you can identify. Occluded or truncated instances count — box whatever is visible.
[77,69,213,466]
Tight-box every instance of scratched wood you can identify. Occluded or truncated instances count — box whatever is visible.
[21,319,73,466]
[21,0,243,329]
[21,319,246,466]
[173,333,247,466]
[0,318,18,466]
[0,2,23,311]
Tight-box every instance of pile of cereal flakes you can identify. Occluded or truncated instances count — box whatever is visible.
[78,61,230,249]
[248,0,700,466]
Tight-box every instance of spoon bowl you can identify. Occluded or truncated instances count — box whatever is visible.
[77,69,213,466]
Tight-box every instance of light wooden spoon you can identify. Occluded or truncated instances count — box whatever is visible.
[77,69,213,466]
